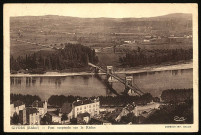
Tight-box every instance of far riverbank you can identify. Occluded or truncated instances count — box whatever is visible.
[10,61,193,77]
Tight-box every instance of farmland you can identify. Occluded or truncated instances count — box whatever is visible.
[10,13,192,59]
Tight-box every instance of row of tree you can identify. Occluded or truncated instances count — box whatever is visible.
[10,93,41,107]
[161,88,193,103]
[119,48,192,67]
[10,43,99,72]
[47,93,154,107]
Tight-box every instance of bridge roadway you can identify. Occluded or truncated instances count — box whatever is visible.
[88,63,144,96]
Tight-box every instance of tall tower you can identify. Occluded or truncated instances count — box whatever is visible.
[125,76,136,95]
[106,66,113,82]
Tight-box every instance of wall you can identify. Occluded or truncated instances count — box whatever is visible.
[73,101,100,118]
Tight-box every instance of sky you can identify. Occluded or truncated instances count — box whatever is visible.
[5,3,196,18]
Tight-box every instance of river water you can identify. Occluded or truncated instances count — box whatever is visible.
[10,68,193,100]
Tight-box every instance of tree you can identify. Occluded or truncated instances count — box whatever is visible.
[11,112,19,125]
[61,113,68,121]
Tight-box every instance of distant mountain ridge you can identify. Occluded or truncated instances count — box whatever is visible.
[11,13,192,19]
[11,13,192,34]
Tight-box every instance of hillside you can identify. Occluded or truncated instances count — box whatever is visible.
[10,13,192,57]
[11,13,192,34]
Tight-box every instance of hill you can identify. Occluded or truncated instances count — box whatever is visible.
[10,13,192,57]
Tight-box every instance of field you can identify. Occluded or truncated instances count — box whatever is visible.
[96,53,125,67]
[10,39,55,57]
[10,14,193,59]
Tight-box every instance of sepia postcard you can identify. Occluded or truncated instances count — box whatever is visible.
[3,3,199,132]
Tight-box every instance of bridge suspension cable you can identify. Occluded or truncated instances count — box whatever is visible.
[88,63,144,95]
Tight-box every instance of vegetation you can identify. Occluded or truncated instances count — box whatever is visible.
[48,95,84,107]
[10,43,98,72]
[11,112,19,125]
[140,88,193,124]
[161,88,193,103]
[119,48,192,67]
[41,114,52,125]
[10,93,41,106]
[99,93,153,106]
[48,93,154,107]
[142,99,193,124]
[120,113,138,124]
[61,113,68,121]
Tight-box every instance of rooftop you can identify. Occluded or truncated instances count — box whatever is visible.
[32,100,46,108]
[73,98,99,107]
[26,108,39,115]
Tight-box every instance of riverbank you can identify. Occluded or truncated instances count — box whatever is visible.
[115,60,193,74]
[10,61,193,77]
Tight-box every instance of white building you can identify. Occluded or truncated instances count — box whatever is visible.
[29,111,41,125]
[70,98,100,118]
[19,108,40,125]
[143,39,150,42]
[124,41,132,44]
[32,100,47,117]
[10,100,25,117]
[77,112,90,124]
[48,112,61,124]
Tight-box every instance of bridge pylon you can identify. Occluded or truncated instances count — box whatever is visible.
[125,76,138,96]
[106,66,114,82]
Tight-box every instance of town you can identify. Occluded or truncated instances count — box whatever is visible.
[10,96,160,125]
[10,87,193,125]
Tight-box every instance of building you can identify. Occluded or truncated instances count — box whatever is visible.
[99,107,116,112]
[77,112,90,124]
[143,39,150,42]
[46,112,61,124]
[32,100,47,117]
[19,108,41,125]
[71,98,100,118]
[10,100,25,117]
[144,35,152,39]
[124,41,132,44]
[115,104,135,122]
[19,109,26,125]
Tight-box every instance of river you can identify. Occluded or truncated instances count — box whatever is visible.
[10,67,193,100]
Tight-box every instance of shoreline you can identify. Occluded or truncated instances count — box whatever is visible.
[10,61,193,77]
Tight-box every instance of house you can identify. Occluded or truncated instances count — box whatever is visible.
[32,100,47,117]
[77,112,90,124]
[10,100,25,117]
[46,112,61,124]
[124,41,132,44]
[143,39,150,42]
[115,104,135,122]
[99,107,116,112]
[71,98,100,118]
[19,108,40,125]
